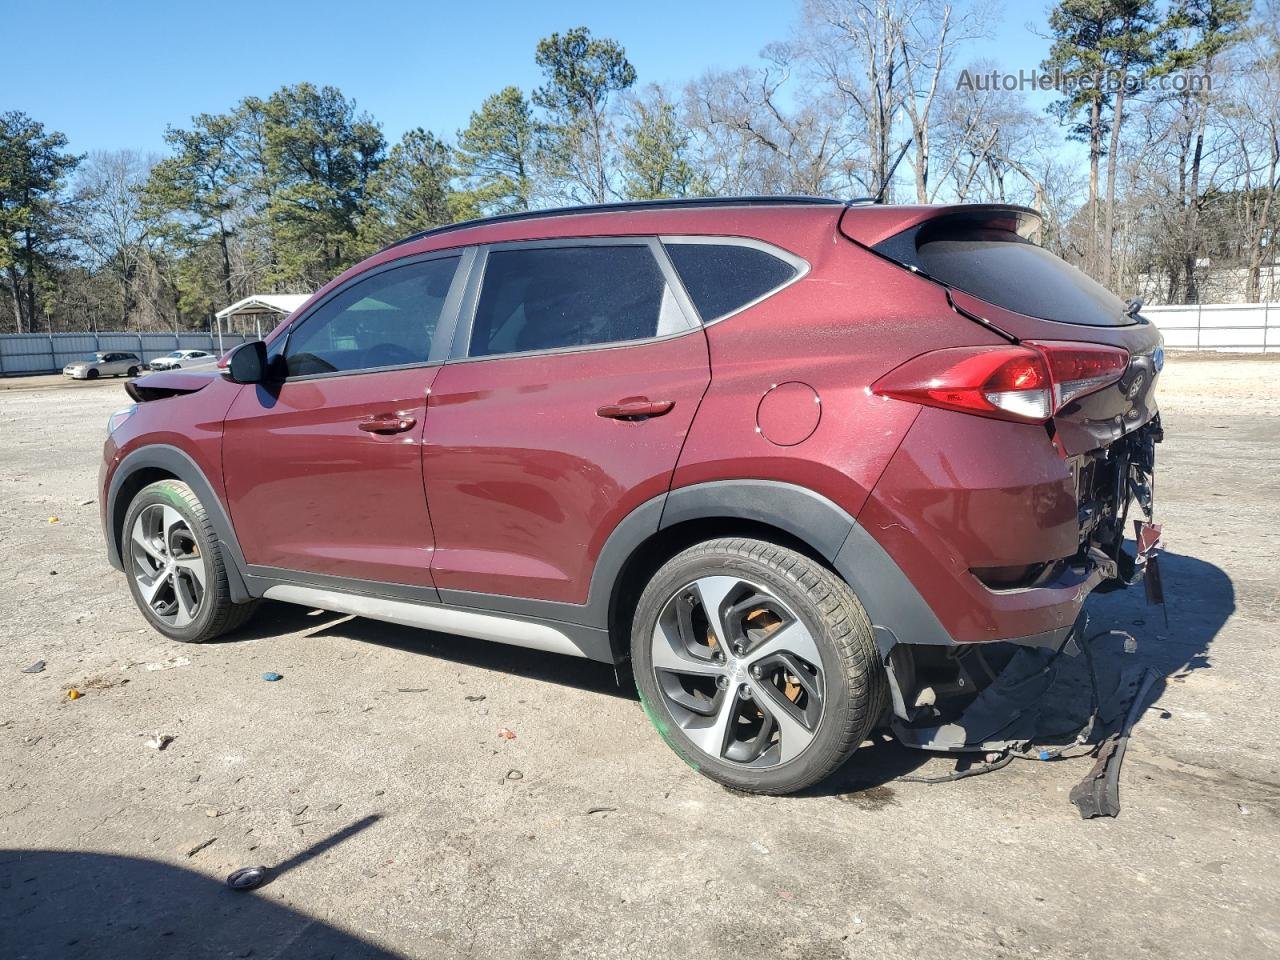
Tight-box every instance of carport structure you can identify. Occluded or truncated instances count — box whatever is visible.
[215,294,310,351]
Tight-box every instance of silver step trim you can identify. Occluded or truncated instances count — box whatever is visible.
[262,584,587,658]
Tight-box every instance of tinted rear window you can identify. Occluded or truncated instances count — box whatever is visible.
[907,226,1130,327]
[469,245,685,357]
[665,242,798,322]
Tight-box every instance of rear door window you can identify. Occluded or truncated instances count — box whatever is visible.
[468,245,688,358]
[899,225,1131,327]
[663,241,800,322]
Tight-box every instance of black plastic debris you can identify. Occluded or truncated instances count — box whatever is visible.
[1069,668,1159,819]
[21,661,46,674]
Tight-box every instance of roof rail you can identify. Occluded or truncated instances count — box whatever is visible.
[381,195,851,252]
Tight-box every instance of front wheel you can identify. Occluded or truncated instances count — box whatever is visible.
[122,479,257,642]
[632,538,887,795]
[127,365,140,377]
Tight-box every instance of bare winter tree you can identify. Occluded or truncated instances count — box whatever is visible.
[800,0,989,200]
[72,151,160,329]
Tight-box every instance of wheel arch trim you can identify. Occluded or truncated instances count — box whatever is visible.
[657,480,954,650]
[105,444,251,603]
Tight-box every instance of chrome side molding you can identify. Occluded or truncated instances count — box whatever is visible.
[262,584,587,658]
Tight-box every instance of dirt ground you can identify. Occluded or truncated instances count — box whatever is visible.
[2,356,1278,960]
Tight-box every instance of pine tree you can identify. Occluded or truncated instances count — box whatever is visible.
[0,111,80,332]
[455,87,534,216]
[359,128,456,249]
[533,27,636,203]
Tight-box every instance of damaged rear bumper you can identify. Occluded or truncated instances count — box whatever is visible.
[873,416,1164,752]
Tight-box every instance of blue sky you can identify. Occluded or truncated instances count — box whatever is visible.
[4,0,1058,157]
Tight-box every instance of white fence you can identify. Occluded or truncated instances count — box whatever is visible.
[0,331,255,377]
[1143,303,1279,352]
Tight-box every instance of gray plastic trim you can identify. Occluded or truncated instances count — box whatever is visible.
[660,480,855,561]
[263,584,592,659]
[104,444,251,603]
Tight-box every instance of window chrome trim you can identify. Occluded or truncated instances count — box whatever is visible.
[274,246,475,383]
[448,236,701,362]
[659,235,811,326]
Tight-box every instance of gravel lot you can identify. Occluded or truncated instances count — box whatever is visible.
[2,357,1278,960]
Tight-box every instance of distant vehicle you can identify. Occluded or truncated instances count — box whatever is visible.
[147,350,216,372]
[63,352,141,380]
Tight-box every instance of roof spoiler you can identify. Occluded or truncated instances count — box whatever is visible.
[838,203,1043,252]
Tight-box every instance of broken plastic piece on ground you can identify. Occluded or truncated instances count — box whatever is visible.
[21,661,46,674]
[1069,667,1159,819]
[145,733,175,751]
[66,688,82,700]
[498,727,516,740]
[585,806,617,815]
[227,865,269,890]
[47,516,59,523]
[262,672,283,682]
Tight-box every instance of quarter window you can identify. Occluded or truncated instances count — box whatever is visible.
[468,245,686,358]
[664,242,799,322]
[283,257,460,376]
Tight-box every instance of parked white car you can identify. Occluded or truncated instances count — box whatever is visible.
[147,349,217,371]
[62,352,142,380]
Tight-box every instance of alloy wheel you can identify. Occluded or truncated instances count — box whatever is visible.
[650,576,827,767]
[129,504,206,628]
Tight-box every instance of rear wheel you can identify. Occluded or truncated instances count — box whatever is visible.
[631,537,887,795]
[127,365,140,377]
[122,480,257,643]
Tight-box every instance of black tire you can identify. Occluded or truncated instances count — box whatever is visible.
[86,368,99,379]
[127,365,140,377]
[121,479,258,643]
[631,537,887,795]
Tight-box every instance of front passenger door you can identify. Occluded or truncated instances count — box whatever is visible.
[223,252,466,589]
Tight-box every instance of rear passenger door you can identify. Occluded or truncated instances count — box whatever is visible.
[423,238,710,606]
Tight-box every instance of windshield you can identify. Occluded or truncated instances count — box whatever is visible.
[77,354,105,363]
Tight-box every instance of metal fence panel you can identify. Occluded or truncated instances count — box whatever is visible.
[1143,302,1276,353]
[1,332,252,376]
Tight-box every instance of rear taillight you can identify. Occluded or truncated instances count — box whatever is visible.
[1029,340,1129,410]
[872,341,1128,424]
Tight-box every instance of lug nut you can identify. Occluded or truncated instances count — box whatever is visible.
[738,685,752,700]
[716,675,729,689]
[733,642,746,656]
[751,665,762,679]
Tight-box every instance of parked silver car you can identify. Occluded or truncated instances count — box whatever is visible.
[146,349,216,371]
[62,352,142,380]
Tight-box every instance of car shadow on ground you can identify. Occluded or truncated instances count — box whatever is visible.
[815,549,1236,794]
[243,599,637,700]
[1,836,399,960]
[223,550,1233,796]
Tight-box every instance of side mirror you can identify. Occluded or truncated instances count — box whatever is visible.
[225,340,269,384]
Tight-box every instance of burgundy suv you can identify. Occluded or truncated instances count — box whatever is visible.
[101,197,1162,794]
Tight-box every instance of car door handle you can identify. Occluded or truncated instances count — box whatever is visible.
[596,399,676,421]
[358,413,417,434]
